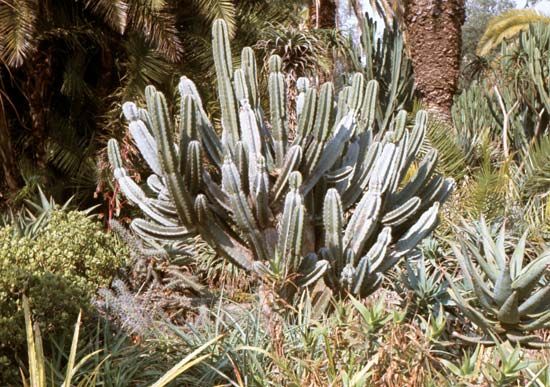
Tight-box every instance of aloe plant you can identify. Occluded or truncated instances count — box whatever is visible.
[108,19,454,298]
[448,219,550,348]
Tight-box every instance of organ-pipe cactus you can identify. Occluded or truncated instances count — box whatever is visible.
[448,219,550,348]
[348,13,414,133]
[108,19,454,298]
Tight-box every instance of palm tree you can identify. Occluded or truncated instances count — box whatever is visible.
[0,82,18,194]
[369,0,466,120]
[461,0,515,59]
[309,0,338,29]
[477,9,550,56]
[0,0,302,206]
[404,0,465,120]
[0,0,184,203]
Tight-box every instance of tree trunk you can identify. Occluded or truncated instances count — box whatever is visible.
[23,46,55,169]
[0,94,20,195]
[350,0,365,29]
[309,0,338,29]
[404,0,465,120]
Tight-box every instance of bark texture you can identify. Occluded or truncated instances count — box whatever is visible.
[23,46,55,169]
[405,0,465,120]
[0,95,19,194]
[309,0,337,29]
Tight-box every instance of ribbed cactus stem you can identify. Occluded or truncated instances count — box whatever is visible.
[268,54,288,167]
[185,141,202,195]
[234,69,249,103]
[107,139,124,172]
[253,155,271,227]
[128,120,161,176]
[277,171,305,273]
[213,19,239,151]
[241,47,259,110]
[178,77,223,166]
[357,80,378,133]
[239,100,262,190]
[295,87,317,146]
[296,77,310,118]
[348,73,366,113]
[108,19,452,302]
[145,85,178,174]
[323,189,344,272]
[195,194,255,270]
[311,82,334,144]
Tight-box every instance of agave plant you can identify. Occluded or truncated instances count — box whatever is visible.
[400,251,449,313]
[108,19,454,299]
[448,219,550,348]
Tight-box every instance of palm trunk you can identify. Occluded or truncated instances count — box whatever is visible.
[309,0,338,29]
[0,94,20,194]
[23,46,55,169]
[404,0,465,120]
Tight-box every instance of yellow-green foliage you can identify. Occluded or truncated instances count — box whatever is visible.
[0,210,127,381]
[478,10,550,56]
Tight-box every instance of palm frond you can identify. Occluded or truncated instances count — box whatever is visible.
[128,1,182,62]
[464,161,508,220]
[424,119,468,180]
[60,53,94,100]
[119,34,174,100]
[477,9,550,56]
[147,0,166,11]
[0,0,37,67]
[84,0,128,34]
[179,33,216,94]
[193,0,237,38]
[46,138,95,181]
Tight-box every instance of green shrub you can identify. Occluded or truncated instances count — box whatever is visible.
[0,210,127,382]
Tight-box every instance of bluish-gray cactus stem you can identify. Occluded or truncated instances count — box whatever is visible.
[323,188,344,271]
[195,194,255,270]
[213,19,239,151]
[268,54,288,168]
[241,47,259,110]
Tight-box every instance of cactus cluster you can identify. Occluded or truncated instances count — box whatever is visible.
[108,19,454,298]
[454,23,550,154]
[448,219,550,348]
[348,14,414,133]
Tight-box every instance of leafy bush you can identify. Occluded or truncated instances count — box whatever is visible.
[0,210,127,382]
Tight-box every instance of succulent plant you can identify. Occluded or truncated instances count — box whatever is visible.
[448,219,550,348]
[348,13,414,133]
[454,23,550,156]
[108,19,454,298]
[400,250,449,313]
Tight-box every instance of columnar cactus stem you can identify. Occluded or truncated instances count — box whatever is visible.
[268,55,288,168]
[213,19,239,152]
[108,19,454,299]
